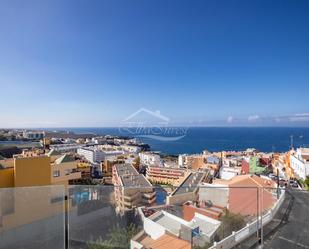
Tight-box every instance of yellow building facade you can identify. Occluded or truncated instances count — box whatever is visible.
[0,154,81,188]
[0,153,81,235]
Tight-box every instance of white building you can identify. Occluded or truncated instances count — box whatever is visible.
[77,147,124,163]
[121,145,142,154]
[290,148,309,180]
[23,130,45,140]
[178,154,188,167]
[139,152,162,166]
[50,143,84,152]
[132,209,220,248]
[199,183,229,208]
[91,137,106,144]
[77,147,105,163]
[222,157,241,167]
[219,166,241,180]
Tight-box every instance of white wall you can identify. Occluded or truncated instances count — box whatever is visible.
[143,217,166,240]
[199,184,229,207]
[130,240,143,249]
[139,153,161,166]
[290,155,309,180]
[219,167,240,180]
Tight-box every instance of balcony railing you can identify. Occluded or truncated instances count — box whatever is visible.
[0,185,306,249]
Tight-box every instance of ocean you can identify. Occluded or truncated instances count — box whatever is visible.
[55,127,309,155]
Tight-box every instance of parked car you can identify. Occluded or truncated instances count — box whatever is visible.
[289,180,298,188]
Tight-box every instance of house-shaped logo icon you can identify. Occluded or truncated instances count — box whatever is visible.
[119,108,187,141]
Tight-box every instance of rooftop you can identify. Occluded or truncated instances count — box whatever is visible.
[172,171,207,195]
[151,211,183,235]
[133,232,190,249]
[114,164,152,187]
[213,174,275,188]
[47,149,61,157]
[55,154,75,164]
[140,205,183,219]
[0,158,14,169]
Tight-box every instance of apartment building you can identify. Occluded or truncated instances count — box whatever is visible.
[0,152,82,245]
[290,148,309,180]
[22,130,45,140]
[112,164,156,214]
[76,161,92,178]
[51,154,81,186]
[121,145,142,153]
[272,153,291,179]
[166,170,208,205]
[77,147,124,163]
[50,143,84,152]
[0,153,81,188]
[77,147,105,163]
[178,154,218,170]
[139,152,162,166]
[179,154,204,169]
[146,166,188,185]
[102,156,126,177]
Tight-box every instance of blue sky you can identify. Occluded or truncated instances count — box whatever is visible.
[0,0,309,127]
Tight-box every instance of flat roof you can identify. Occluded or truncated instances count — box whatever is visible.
[0,159,14,169]
[121,174,151,187]
[151,212,183,235]
[115,164,152,187]
[114,163,138,176]
[172,171,207,195]
[141,205,183,219]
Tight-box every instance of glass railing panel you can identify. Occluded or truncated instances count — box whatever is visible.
[0,185,65,249]
[2,184,306,249]
[68,185,143,249]
[66,185,269,249]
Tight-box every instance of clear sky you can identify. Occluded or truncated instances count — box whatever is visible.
[0,0,309,127]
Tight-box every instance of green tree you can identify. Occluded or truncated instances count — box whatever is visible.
[304,176,309,187]
[88,224,139,249]
[133,156,140,168]
[217,210,246,240]
[193,242,212,249]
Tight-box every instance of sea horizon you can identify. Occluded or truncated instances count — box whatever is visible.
[23,127,309,155]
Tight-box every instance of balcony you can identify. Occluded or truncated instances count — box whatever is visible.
[0,185,307,249]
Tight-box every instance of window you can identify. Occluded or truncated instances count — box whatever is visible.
[64,169,72,175]
[53,170,60,177]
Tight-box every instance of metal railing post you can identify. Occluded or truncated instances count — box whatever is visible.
[256,187,259,239]
[65,195,69,249]
[260,188,263,248]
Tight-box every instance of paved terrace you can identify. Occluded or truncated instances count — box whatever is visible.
[151,211,183,235]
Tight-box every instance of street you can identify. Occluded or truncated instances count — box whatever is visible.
[262,189,309,249]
